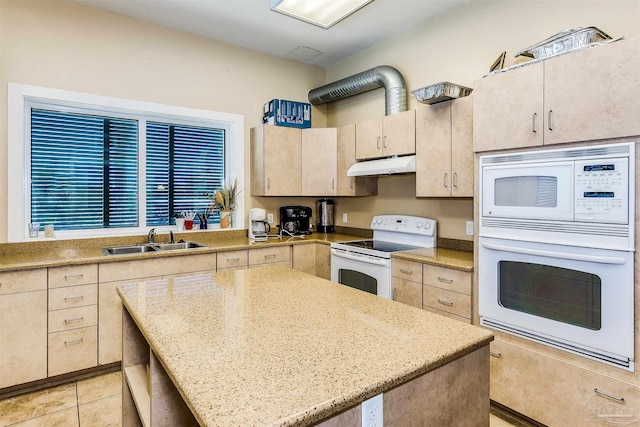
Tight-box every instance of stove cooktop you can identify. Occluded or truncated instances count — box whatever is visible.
[338,239,423,253]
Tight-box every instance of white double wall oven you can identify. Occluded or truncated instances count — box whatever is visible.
[478,142,635,370]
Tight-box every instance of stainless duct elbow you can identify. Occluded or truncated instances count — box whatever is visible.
[308,65,407,115]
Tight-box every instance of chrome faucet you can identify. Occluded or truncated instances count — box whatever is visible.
[169,230,174,243]
[147,228,156,244]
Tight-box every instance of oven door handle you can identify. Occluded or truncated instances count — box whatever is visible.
[481,242,627,265]
[331,248,389,266]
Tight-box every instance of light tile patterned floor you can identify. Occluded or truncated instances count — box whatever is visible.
[1,370,523,426]
[0,371,121,427]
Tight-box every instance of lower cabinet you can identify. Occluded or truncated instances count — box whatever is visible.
[248,246,291,268]
[315,243,331,280]
[422,264,471,323]
[292,244,315,275]
[0,269,48,388]
[48,326,97,377]
[490,337,640,426]
[217,250,249,270]
[391,259,422,308]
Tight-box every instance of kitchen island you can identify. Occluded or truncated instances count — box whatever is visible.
[118,265,493,426]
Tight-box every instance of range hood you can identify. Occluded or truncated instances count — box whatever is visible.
[347,155,416,176]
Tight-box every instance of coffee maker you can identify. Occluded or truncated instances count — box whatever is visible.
[248,208,270,241]
[279,206,312,236]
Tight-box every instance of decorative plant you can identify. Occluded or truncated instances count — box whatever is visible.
[209,177,238,212]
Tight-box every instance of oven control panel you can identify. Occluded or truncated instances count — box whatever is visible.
[370,215,436,236]
[574,158,628,224]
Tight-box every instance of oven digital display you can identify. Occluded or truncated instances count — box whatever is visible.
[583,164,615,172]
[583,192,615,198]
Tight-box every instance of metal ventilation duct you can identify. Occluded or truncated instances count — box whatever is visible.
[308,65,407,115]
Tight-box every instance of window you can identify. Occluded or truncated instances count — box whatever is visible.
[8,83,244,242]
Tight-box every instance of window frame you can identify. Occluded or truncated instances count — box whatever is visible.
[8,83,244,242]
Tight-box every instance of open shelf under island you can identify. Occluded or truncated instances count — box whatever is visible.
[117,265,493,426]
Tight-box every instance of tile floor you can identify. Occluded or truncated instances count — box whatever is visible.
[1,371,522,426]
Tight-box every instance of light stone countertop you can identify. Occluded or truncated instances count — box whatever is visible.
[117,265,492,427]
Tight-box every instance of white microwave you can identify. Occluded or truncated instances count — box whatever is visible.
[479,142,635,251]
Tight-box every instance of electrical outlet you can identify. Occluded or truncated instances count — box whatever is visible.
[466,221,474,236]
[361,394,383,427]
[267,213,274,224]
[343,213,348,223]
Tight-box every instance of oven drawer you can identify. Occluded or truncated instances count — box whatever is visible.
[423,265,471,295]
[423,285,471,318]
[392,259,422,283]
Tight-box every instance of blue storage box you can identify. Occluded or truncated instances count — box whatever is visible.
[263,99,311,128]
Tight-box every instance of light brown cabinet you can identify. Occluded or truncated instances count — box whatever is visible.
[251,125,302,195]
[391,259,422,308]
[315,243,331,280]
[248,246,291,268]
[0,269,47,388]
[337,124,378,197]
[292,243,316,275]
[473,38,640,152]
[301,128,337,196]
[490,336,640,426]
[355,110,415,160]
[416,96,473,197]
[217,250,248,270]
[422,264,472,323]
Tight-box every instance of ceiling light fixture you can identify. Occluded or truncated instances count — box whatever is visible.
[269,0,374,29]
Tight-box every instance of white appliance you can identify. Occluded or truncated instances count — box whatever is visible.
[331,215,436,299]
[478,142,635,371]
[248,208,270,241]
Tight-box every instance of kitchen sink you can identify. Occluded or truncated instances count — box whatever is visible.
[101,244,159,256]
[101,241,207,256]
[152,241,207,251]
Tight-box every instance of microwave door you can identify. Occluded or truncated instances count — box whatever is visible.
[482,161,574,221]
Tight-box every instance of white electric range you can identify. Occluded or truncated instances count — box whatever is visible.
[330,215,437,299]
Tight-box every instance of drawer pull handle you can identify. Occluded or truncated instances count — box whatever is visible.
[437,276,453,284]
[532,112,537,133]
[399,269,413,275]
[228,257,240,262]
[265,254,277,259]
[64,296,84,302]
[437,298,454,307]
[490,351,502,358]
[64,317,84,325]
[64,274,84,281]
[594,388,624,402]
[64,338,84,346]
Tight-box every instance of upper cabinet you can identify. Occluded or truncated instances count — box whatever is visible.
[356,110,416,160]
[301,128,337,196]
[416,96,473,197]
[251,125,301,196]
[337,124,378,197]
[473,38,640,152]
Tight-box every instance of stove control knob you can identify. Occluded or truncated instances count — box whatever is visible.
[424,222,432,230]
[416,221,423,229]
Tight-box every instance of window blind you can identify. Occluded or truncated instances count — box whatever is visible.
[31,109,138,230]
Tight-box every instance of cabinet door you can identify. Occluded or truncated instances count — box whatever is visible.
[292,244,315,275]
[250,125,301,195]
[544,38,640,145]
[392,277,422,308]
[315,243,331,280]
[416,103,452,197]
[490,338,640,426]
[473,62,544,152]
[355,118,383,160]
[301,128,337,196]
[337,124,378,197]
[0,290,47,387]
[450,96,474,197]
[382,109,415,157]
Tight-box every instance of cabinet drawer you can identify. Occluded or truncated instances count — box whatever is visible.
[48,305,97,333]
[490,338,640,426]
[48,326,97,377]
[217,250,248,270]
[422,285,471,318]
[422,306,471,324]
[48,264,97,288]
[423,265,471,295]
[99,253,216,282]
[249,246,291,265]
[0,268,47,295]
[48,284,97,311]
[392,259,422,283]
[249,261,291,269]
